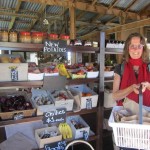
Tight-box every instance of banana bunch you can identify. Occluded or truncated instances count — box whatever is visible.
[58,123,73,139]
[56,63,70,78]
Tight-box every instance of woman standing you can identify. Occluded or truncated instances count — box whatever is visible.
[112,32,150,150]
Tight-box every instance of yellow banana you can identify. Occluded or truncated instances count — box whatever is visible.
[57,63,70,78]
[65,123,73,139]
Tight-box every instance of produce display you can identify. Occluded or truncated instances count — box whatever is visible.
[51,90,70,101]
[0,95,33,112]
[32,95,53,106]
[39,130,58,139]
[71,119,85,129]
[0,55,23,63]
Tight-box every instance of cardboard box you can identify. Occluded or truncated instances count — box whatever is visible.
[50,89,74,111]
[28,73,44,81]
[0,90,36,120]
[67,115,90,139]
[35,126,62,148]
[43,76,74,111]
[31,89,54,116]
[69,84,98,109]
[0,63,28,81]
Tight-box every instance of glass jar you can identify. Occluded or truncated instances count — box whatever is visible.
[48,33,58,40]
[19,31,31,43]
[42,32,47,43]
[1,30,8,42]
[31,32,43,44]
[60,34,70,45]
[9,30,18,42]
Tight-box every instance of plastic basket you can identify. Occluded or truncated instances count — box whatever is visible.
[65,140,94,150]
[108,106,150,149]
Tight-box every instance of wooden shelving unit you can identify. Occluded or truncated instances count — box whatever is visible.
[0,38,102,150]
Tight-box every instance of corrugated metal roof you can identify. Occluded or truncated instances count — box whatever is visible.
[0,0,17,8]
[46,5,64,15]
[130,0,150,12]
[115,0,133,9]
[80,11,97,22]
[0,21,9,29]
[98,0,114,5]
[20,1,41,12]
[100,14,115,23]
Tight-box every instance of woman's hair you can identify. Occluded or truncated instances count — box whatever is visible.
[123,32,149,63]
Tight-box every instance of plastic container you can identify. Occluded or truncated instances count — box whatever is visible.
[9,30,18,42]
[48,33,58,40]
[31,32,43,44]
[1,30,8,42]
[19,31,31,43]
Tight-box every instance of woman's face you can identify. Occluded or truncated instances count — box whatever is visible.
[129,37,143,59]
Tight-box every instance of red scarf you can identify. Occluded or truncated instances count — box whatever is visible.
[119,58,150,106]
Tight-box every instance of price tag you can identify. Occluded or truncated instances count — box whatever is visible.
[86,98,92,109]
[11,69,18,81]
[44,140,66,150]
[43,108,66,124]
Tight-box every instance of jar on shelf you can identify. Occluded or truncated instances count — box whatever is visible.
[9,30,18,42]
[0,30,8,42]
[31,32,43,44]
[48,33,58,40]
[60,34,70,45]
[19,31,31,43]
[42,32,47,43]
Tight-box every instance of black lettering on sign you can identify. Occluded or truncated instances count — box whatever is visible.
[44,40,67,53]
[43,108,66,124]
[11,69,18,81]
[44,140,66,150]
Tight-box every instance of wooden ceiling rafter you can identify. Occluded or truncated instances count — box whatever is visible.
[105,18,150,34]
[108,0,118,10]
[28,4,47,30]
[139,4,150,16]
[91,0,97,6]
[124,0,137,12]
[21,0,142,20]
[76,11,86,20]
[8,0,22,31]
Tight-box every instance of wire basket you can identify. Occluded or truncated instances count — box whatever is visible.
[65,140,94,150]
[109,106,150,149]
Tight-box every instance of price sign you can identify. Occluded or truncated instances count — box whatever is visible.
[11,69,18,81]
[43,108,66,124]
[86,98,92,109]
[44,140,66,150]
[44,40,67,53]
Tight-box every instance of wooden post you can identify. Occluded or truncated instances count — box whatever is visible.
[69,6,76,64]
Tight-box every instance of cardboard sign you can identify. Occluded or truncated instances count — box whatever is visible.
[44,140,66,150]
[44,40,67,53]
[43,108,66,124]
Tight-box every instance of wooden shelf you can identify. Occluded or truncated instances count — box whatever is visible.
[0,108,98,127]
[0,42,99,52]
[67,45,99,53]
[104,77,114,82]
[0,81,43,87]
[67,78,99,85]
[0,78,99,87]
[0,42,43,51]
[105,48,123,54]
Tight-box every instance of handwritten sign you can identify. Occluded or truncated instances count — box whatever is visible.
[44,40,67,53]
[43,108,66,124]
[44,140,66,150]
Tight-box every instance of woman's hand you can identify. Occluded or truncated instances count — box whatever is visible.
[132,84,140,94]
[141,82,150,92]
